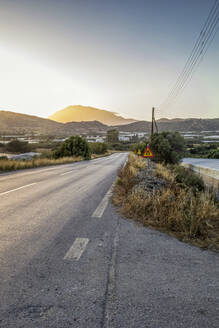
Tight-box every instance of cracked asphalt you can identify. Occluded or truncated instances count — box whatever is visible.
[0,153,218,327]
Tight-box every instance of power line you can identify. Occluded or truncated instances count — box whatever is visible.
[159,0,219,110]
[163,6,219,108]
[163,0,219,105]
[162,2,219,109]
[161,0,219,109]
[164,13,219,109]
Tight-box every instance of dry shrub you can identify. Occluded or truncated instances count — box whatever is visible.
[0,156,83,172]
[114,153,219,249]
[91,150,114,159]
[121,187,219,248]
[155,163,175,183]
[128,152,146,170]
[173,165,205,192]
[156,163,205,192]
[113,153,146,206]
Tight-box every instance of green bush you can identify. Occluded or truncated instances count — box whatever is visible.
[131,142,148,155]
[174,166,205,192]
[89,142,108,154]
[109,143,132,151]
[208,149,219,159]
[54,136,91,160]
[188,143,218,158]
[106,129,119,143]
[150,131,185,164]
[5,140,31,153]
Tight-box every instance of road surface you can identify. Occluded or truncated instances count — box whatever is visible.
[183,158,219,171]
[0,153,218,328]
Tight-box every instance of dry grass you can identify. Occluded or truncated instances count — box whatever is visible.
[155,163,175,183]
[0,151,114,173]
[122,188,219,248]
[0,156,83,172]
[91,151,112,159]
[0,150,117,173]
[113,154,219,250]
[114,153,146,205]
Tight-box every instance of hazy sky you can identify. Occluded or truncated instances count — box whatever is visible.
[0,0,218,120]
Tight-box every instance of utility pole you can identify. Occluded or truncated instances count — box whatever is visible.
[151,107,158,139]
[151,107,155,137]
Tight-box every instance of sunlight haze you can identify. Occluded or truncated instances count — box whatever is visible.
[0,0,218,120]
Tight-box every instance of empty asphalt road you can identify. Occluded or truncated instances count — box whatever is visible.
[0,153,218,328]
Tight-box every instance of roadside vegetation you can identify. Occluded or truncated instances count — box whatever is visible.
[89,142,108,155]
[113,133,219,250]
[132,131,185,164]
[106,129,140,151]
[54,136,91,160]
[0,136,111,173]
[0,156,83,172]
[185,140,219,159]
[132,136,219,160]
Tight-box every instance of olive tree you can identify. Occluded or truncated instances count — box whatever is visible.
[54,136,91,160]
[150,131,185,164]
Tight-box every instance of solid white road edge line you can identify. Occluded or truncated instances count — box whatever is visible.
[0,183,37,196]
[64,238,89,261]
[92,183,114,218]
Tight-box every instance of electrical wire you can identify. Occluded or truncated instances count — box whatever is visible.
[159,0,219,110]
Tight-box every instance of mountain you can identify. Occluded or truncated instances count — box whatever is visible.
[0,111,108,136]
[1,110,219,137]
[115,118,219,133]
[49,105,137,125]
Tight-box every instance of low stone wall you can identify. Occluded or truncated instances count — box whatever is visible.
[182,163,219,197]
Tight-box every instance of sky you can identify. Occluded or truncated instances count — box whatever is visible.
[0,0,218,121]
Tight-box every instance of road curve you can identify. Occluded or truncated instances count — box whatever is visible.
[0,152,218,328]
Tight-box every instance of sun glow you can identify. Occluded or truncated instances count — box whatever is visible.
[0,45,101,118]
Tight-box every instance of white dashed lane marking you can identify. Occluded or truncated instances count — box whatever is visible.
[64,238,89,261]
[92,183,114,218]
[0,183,37,196]
[60,169,76,176]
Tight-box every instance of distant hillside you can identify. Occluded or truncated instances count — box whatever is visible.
[49,105,136,125]
[115,118,219,133]
[1,111,219,137]
[0,111,108,136]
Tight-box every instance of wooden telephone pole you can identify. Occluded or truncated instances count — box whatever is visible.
[151,107,158,138]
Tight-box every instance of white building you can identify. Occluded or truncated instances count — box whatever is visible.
[86,136,105,143]
[118,132,147,142]
[119,135,132,142]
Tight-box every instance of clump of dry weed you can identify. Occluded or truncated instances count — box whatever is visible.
[155,163,175,183]
[113,153,146,206]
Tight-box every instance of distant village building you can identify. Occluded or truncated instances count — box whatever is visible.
[136,132,148,139]
[53,138,68,142]
[86,136,105,143]
[119,135,132,142]
[118,132,147,142]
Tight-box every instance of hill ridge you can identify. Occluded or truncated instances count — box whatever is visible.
[1,110,219,136]
[49,105,137,125]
